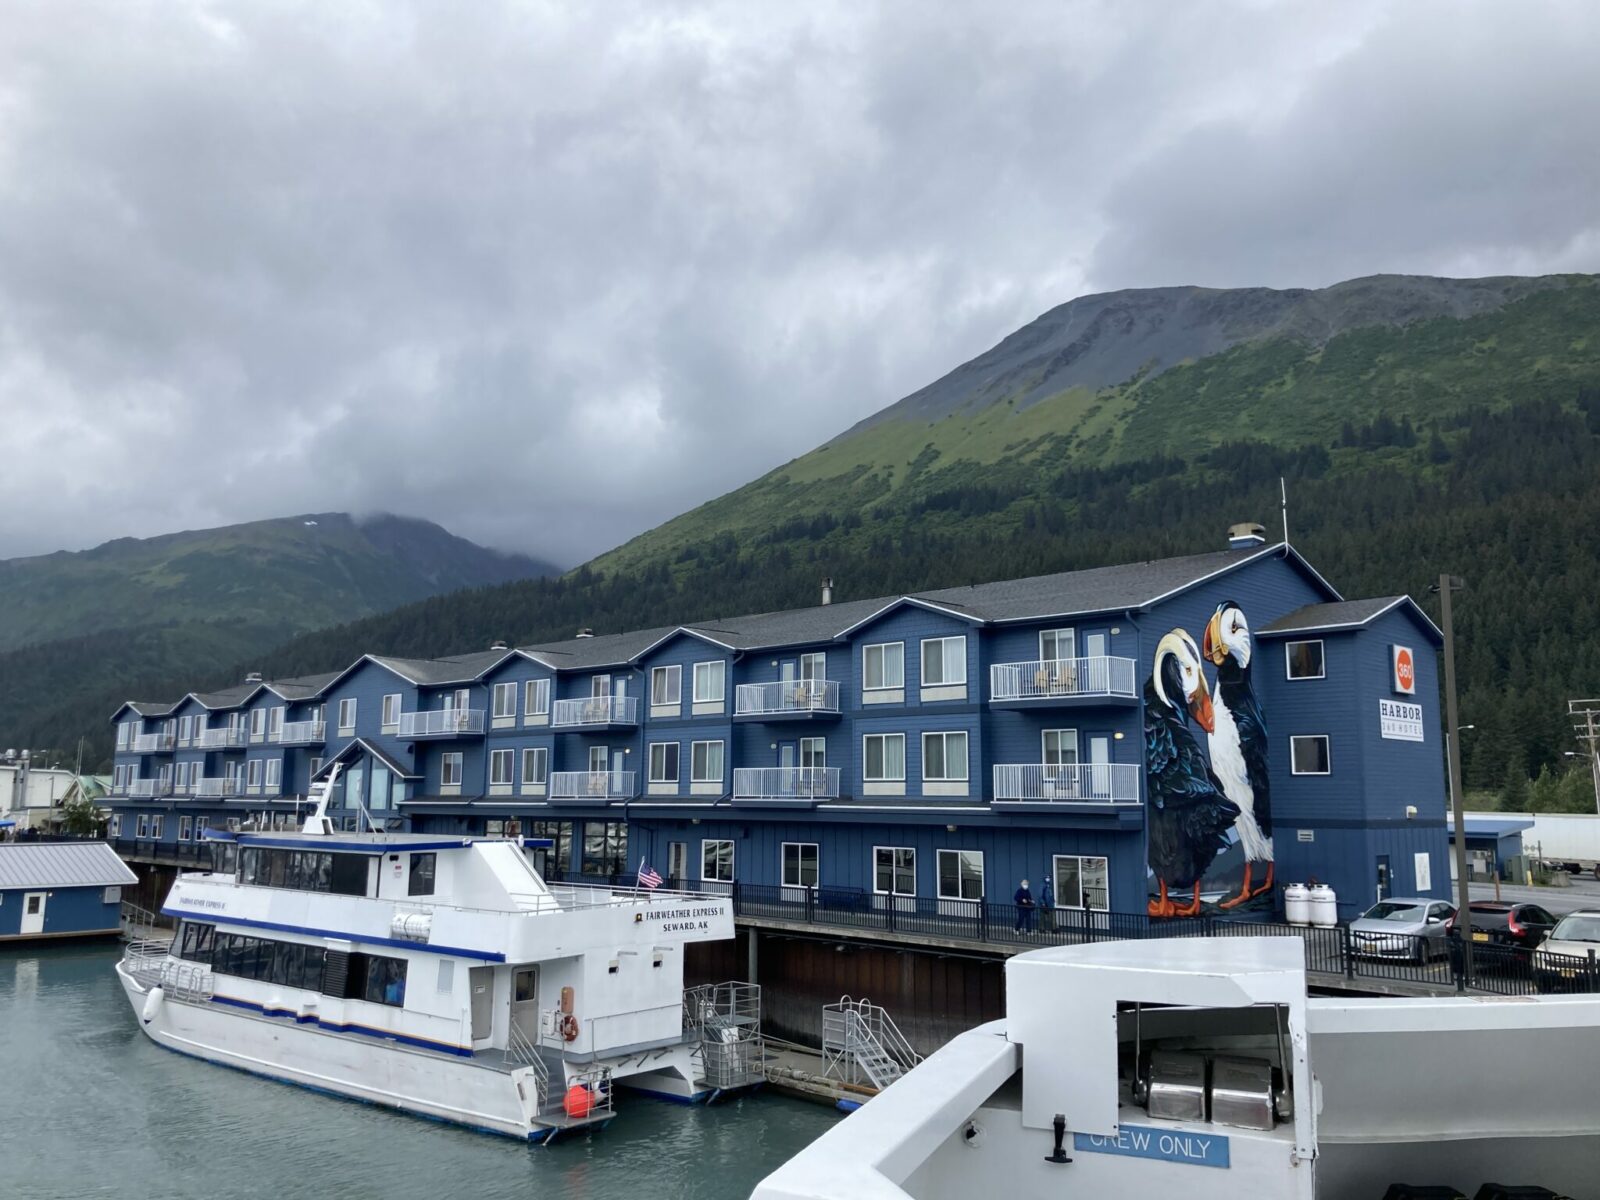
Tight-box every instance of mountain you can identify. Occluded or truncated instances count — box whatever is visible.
[0,513,558,758]
[32,274,1600,798]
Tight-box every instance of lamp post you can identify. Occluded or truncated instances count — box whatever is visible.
[1433,574,1472,983]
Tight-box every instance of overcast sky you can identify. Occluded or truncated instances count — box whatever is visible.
[2,2,1597,565]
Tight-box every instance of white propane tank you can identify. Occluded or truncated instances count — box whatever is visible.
[141,986,165,1025]
[1309,884,1338,928]
[1284,883,1312,926]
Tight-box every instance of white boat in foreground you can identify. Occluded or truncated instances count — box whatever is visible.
[754,938,1599,1199]
[116,777,754,1141]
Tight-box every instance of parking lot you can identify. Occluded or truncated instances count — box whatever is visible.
[1468,874,1600,916]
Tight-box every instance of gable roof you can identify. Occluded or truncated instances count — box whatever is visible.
[1257,595,1443,642]
[367,648,515,687]
[0,842,138,889]
[311,737,420,781]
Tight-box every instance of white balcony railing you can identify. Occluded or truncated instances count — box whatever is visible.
[398,709,485,737]
[549,770,636,800]
[734,679,841,716]
[275,720,326,745]
[991,763,1141,805]
[732,767,841,801]
[131,732,175,753]
[988,655,1138,702]
[194,777,232,797]
[127,779,172,798]
[196,727,247,749]
[551,695,640,728]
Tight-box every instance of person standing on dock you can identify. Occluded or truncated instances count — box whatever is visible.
[1014,879,1036,934]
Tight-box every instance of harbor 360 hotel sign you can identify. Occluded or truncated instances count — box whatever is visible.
[1381,644,1424,742]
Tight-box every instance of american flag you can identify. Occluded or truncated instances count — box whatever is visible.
[637,859,663,889]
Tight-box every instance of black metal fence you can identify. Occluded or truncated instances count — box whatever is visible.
[549,871,1600,997]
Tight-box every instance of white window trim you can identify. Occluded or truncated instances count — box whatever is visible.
[692,660,726,703]
[1042,728,1080,766]
[441,752,464,787]
[800,736,827,770]
[921,730,969,782]
[150,815,164,840]
[651,664,682,706]
[524,678,551,715]
[1040,627,1077,662]
[862,641,905,691]
[1052,853,1111,912]
[493,682,518,718]
[1284,639,1327,681]
[251,709,267,736]
[1290,734,1332,776]
[690,740,725,783]
[863,732,906,782]
[246,759,263,786]
[936,848,985,902]
[264,759,281,788]
[110,814,123,837]
[872,845,916,896]
[179,815,193,842]
[781,842,819,889]
[649,741,680,784]
[338,698,357,730]
[701,839,735,883]
[521,747,548,786]
[490,748,515,785]
[920,636,968,687]
[268,707,285,737]
[381,693,401,727]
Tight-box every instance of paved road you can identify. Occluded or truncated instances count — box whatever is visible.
[1468,876,1600,916]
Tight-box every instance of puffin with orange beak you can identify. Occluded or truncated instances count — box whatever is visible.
[1204,600,1274,906]
[1144,630,1239,918]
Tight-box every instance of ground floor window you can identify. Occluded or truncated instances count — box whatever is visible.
[1290,735,1331,775]
[109,814,122,838]
[178,815,193,842]
[489,749,514,786]
[521,747,548,786]
[150,815,164,840]
[937,849,984,901]
[523,819,572,872]
[781,842,818,888]
[702,839,735,883]
[874,846,916,895]
[581,821,628,876]
[1052,855,1110,911]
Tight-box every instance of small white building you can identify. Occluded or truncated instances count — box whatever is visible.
[0,762,81,833]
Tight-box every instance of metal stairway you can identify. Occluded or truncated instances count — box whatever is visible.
[820,996,922,1091]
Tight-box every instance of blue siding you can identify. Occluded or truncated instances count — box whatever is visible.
[0,883,123,939]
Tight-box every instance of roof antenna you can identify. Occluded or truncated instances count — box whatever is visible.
[1280,476,1290,553]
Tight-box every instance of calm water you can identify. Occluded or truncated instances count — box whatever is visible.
[0,944,836,1200]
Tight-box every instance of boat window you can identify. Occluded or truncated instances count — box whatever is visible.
[329,854,369,896]
[408,853,437,896]
[177,921,215,963]
[236,847,370,897]
[345,952,408,1007]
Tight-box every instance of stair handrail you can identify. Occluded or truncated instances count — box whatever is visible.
[504,1022,548,1110]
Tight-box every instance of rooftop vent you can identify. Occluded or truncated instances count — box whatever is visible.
[821,577,834,606]
[1227,522,1267,550]
[490,640,508,651]
[576,628,595,639]
[244,671,264,684]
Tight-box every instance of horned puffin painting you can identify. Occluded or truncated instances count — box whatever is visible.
[1144,630,1240,917]
[1204,600,1274,907]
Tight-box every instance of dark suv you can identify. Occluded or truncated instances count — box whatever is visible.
[1450,901,1559,951]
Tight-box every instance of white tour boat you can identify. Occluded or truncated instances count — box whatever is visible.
[117,773,756,1141]
[754,937,1600,1199]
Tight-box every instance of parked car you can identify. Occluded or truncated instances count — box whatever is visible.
[1349,897,1456,963]
[1534,910,1600,993]
[1449,901,1559,951]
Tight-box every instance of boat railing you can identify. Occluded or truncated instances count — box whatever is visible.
[542,1003,686,1061]
[503,1021,550,1111]
[122,940,214,1004]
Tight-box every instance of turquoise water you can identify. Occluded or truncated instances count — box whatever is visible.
[0,943,836,1200]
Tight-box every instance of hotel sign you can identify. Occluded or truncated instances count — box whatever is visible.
[1392,645,1417,694]
[1380,699,1424,742]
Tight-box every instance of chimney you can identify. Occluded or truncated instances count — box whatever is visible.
[244,671,264,684]
[490,640,508,651]
[576,628,595,639]
[820,577,834,606]
[1227,522,1267,550]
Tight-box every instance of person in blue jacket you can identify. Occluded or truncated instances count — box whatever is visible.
[1040,874,1056,933]
[1014,879,1036,933]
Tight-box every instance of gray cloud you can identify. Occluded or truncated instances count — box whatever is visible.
[0,1,1595,564]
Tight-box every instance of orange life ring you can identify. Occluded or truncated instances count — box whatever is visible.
[561,1013,580,1043]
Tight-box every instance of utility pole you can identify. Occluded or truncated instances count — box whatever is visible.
[1435,574,1473,982]
[1568,700,1600,816]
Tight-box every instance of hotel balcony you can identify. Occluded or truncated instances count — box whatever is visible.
[194,777,232,798]
[991,763,1141,808]
[548,770,636,803]
[196,727,248,750]
[127,779,173,799]
[731,766,841,808]
[733,680,842,722]
[275,720,326,746]
[398,709,485,738]
[987,656,1139,708]
[131,732,175,753]
[550,695,640,730]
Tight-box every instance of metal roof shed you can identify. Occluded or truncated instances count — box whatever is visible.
[0,842,137,942]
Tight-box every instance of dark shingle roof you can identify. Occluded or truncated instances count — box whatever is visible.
[193,683,261,709]
[1258,597,1409,635]
[124,700,176,718]
[368,649,515,686]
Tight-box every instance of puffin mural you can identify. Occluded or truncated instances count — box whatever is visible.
[1144,630,1240,917]
[1204,600,1274,907]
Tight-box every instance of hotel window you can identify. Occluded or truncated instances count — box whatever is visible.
[524,679,550,715]
[493,682,517,719]
[247,759,263,787]
[582,821,628,876]
[196,816,209,839]
[782,842,819,889]
[150,815,164,840]
[1290,735,1331,775]
[521,747,548,786]
[441,753,463,787]
[1053,855,1110,911]
[874,847,915,896]
[409,853,436,897]
[1043,729,1079,777]
[701,839,735,883]
[268,707,285,741]
[251,709,267,737]
[1285,640,1325,680]
[862,642,904,690]
[490,748,515,786]
[693,661,725,703]
[308,757,324,779]
[381,694,401,727]
[265,759,281,790]
[1040,628,1076,663]
[179,816,193,842]
[136,814,149,839]
[863,733,906,781]
[799,651,827,681]
[921,636,967,686]
[937,849,984,901]
[229,712,246,740]
[194,714,208,738]
[178,715,192,743]
[651,664,682,706]
[691,741,725,784]
[800,737,826,770]
[922,731,969,782]
[338,698,358,730]
[117,722,131,749]
[110,814,122,838]
[649,742,680,783]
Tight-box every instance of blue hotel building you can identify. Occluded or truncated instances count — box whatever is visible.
[104,528,1450,923]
